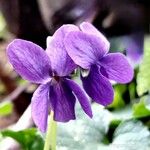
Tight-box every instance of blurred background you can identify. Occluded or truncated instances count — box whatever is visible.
[0,0,150,149]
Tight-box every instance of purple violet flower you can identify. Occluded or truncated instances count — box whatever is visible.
[122,31,144,66]
[6,25,93,132]
[64,22,134,106]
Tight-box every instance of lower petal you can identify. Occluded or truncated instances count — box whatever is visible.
[81,65,114,106]
[49,80,76,122]
[65,79,93,118]
[31,83,50,132]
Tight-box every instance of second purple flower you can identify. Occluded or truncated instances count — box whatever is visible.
[64,22,134,106]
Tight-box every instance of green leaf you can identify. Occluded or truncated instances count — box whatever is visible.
[128,82,136,100]
[111,105,133,121]
[108,85,126,109]
[57,104,150,150]
[1,128,44,150]
[111,120,150,150]
[0,101,13,116]
[137,37,150,96]
[57,104,112,149]
[0,13,6,37]
[0,13,6,31]
[133,96,150,118]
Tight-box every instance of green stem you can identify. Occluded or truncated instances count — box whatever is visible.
[44,111,57,150]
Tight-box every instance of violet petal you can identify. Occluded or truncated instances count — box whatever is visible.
[65,79,93,118]
[49,80,76,122]
[80,22,110,48]
[124,32,144,65]
[7,39,51,84]
[99,53,134,83]
[64,31,109,69]
[46,25,78,76]
[31,83,50,132]
[81,65,114,106]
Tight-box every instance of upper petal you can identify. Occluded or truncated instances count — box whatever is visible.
[31,83,50,132]
[7,39,51,84]
[49,80,76,122]
[99,53,134,83]
[80,22,110,49]
[64,31,109,69]
[46,25,79,76]
[65,79,93,118]
[81,65,114,106]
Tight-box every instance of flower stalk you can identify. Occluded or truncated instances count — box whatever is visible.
[44,111,57,150]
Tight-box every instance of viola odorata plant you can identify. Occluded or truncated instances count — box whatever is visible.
[6,22,133,150]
